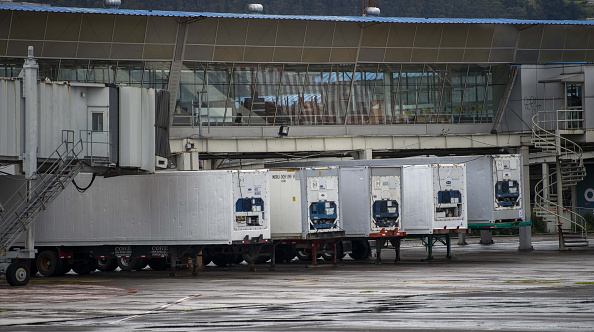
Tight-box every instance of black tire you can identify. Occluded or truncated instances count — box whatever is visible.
[36,250,64,277]
[57,263,72,276]
[6,261,30,286]
[97,257,118,272]
[322,242,344,262]
[148,258,170,271]
[117,257,142,272]
[242,252,270,265]
[211,247,240,267]
[137,258,148,270]
[349,240,371,260]
[296,248,313,262]
[201,251,212,266]
[274,244,297,263]
[72,258,97,275]
[28,259,38,277]
[233,254,245,265]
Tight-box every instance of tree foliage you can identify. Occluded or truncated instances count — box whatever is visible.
[26,0,586,20]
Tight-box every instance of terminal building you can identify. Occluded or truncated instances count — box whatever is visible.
[1,2,594,246]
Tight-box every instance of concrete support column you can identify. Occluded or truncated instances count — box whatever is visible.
[480,230,494,245]
[355,148,373,160]
[457,232,467,245]
[519,145,533,251]
[176,152,199,170]
[518,226,533,251]
[556,156,564,231]
[23,46,39,180]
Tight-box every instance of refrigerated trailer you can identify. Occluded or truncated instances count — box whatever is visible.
[401,164,467,234]
[269,167,343,240]
[2,170,270,279]
[269,154,524,224]
[269,167,345,264]
[339,166,404,238]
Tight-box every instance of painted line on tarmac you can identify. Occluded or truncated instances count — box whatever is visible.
[30,279,111,284]
[113,294,201,324]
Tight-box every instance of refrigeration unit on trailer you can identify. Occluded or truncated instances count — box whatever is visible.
[4,170,269,278]
[339,166,403,238]
[401,164,467,234]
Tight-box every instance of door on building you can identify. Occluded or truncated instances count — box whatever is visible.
[566,83,583,129]
[87,106,110,160]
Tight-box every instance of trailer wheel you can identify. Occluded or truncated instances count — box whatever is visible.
[36,250,63,277]
[201,251,212,266]
[322,242,344,262]
[6,261,30,286]
[242,253,270,265]
[296,248,312,262]
[97,258,118,272]
[117,257,142,272]
[28,259,38,277]
[349,240,371,260]
[148,258,170,271]
[274,244,296,263]
[72,258,97,275]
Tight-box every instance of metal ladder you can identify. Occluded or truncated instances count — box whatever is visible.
[0,131,84,256]
[531,112,588,249]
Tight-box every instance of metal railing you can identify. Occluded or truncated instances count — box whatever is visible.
[557,109,584,131]
[0,131,84,253]
[172,112,494,127]
[531,112,587,242]
[79,130,110,165]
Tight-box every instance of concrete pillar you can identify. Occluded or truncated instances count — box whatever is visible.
[176,152,200,170]
[457,232,467,245]
[556,156,564,230]
[518,226,533,251]
[480,230,494,245]
[23,46,39,180]
[519,145,533,251]
[355,148,373,160]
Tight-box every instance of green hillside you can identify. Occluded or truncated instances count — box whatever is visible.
[22,0,587,20]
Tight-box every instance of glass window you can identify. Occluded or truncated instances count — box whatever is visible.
[171,62,504,127]
[91,112,103,132]
[567,83,583,109]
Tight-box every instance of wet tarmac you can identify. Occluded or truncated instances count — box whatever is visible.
[1,235,594,331]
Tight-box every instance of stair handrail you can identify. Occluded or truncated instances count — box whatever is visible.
[532,113,585,166]
[0,132,84,251]
[531,113,587,240]
[534,177,587,238]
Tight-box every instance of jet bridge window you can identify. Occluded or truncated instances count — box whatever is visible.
[91,112,104,132]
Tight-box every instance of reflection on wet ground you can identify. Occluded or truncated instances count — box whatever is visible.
[2,236,594,331]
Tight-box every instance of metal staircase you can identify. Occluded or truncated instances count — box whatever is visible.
[532,112,588,249]
[0,131,84,257]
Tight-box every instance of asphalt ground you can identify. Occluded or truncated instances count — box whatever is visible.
[1,235,594,331]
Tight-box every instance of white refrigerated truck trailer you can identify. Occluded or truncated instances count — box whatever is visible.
[1,170,270,281]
